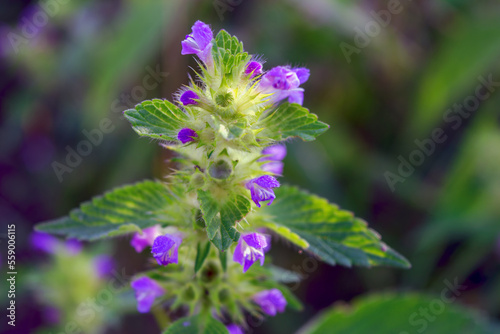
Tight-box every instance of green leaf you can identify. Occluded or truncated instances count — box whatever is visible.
[219,249,227,272]
[257,185,410,268]
[36,181,182,240]
[197,190,251,251]
[163,314,228,334]
[124,99,189,141]
[215,30,244,57]
[212,30,250,75]
[256,103,329,142]
[268,265,303,284]
[194,241,211,274]
[298,293,499,334]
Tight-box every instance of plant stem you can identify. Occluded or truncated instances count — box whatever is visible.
[152,306,171,331]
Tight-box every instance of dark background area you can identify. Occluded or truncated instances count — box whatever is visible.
[1,0,500,333]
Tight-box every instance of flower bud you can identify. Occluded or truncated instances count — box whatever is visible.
[190,172,205,190]
[200,261,220,284]
[215,91,234,107]
[218,288,231,303]
[208,159,232,180]
[181,284,197,302]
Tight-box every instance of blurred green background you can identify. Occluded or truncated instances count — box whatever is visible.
[1,0,500,333]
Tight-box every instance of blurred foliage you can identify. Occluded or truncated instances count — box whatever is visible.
[1,0,500,333]
[298,293,500,334]
[23,242,134,334]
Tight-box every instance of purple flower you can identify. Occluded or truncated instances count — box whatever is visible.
[233,232,268,272]
[31,232,83,255]
[31,232,59,254]
[151,234,182,266]
[253,289,287,316]
[246,175,280,208]
[261,161,284,175]
[130,225,162,253]
[226,324,244,334]
[177,128,198,144]
[259,66,310,105]
[65,239,83,255]
[260,144,287,161]
[180,90,199,106]
[131,277,165,313]
[245,61,263,78]
[94,255,115,278]
[259,144,287,175]
[181,21,214,65]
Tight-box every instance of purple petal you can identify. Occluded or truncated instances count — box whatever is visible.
[293,68,310,84]
[130,225,162,253]
[253,289,287,316]
[30,232,59,254]
[260,67,298,91]
[287,89,304,105]
[180,90,199,106]
[190,21,213,51]
[243,257,257,273]
[254,175,280,188]
[245,61,263,78]
[226,324,244,334]
[246,175,280,207]
[242,233,268,249]
[94,255,115,278]
[233,238,244,265]
[177,128,198,144]
[181,40,199,55]
[136,294,156,313]
[261,144,287,161]
[131,277,165,313]
[259,66,308,105]
[198,44,214,65]
[151,234,182,266]
[233,233,267,272]
[65,239,83,255]
[262,161,284,175]
[250,186,275,208]
[181,21,213,64]
[264,234,272,252]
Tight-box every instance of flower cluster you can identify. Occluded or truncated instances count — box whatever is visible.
[125,20,316,329]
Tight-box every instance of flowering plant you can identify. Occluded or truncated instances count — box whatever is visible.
[36,21,409,333]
